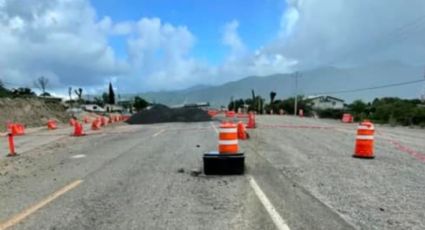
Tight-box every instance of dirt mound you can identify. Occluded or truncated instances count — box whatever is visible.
[126,104,211,124]
[0,98,68,131]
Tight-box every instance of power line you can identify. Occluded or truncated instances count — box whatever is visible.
[307,78,425,96]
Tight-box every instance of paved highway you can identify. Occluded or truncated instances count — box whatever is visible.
[2,116,422,229]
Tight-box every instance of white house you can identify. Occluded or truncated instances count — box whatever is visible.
[82,104,106,112]
[104,104,124,112]
[307,95,345,110]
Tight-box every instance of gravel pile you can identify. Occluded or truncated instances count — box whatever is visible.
[126,104,211,124]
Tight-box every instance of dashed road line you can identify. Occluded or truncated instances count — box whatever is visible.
[71,154,86,159]
[248,176,291,230]
[0,180,83,230]
[152,129,165,137]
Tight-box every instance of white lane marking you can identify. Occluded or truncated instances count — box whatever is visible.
[248,176,291,230]
[71,154,86,159]
[0,180,83,230]
[210,122,219,134]
[153,129,165,137]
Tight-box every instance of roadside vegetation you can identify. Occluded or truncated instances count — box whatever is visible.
[228,90,425,127]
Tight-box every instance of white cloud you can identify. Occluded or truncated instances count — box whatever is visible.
[267,0,425,69]
[0,0,128,90]
[222,20,247,60]
[2,0,423,95]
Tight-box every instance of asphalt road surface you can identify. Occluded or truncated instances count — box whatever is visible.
[0,116,423,229]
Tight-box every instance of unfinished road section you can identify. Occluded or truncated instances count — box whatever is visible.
[0,115,423,229]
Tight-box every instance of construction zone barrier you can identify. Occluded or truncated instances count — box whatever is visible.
[236,113,249,118]
[203,122,245,175]
[72,122,85,137]
[122,115,131,121]
[237,121,248,140]
[218,122,239,153]
[225,111,235,118]
[342,113,353,123]
[246,112,256,129]
[7,133,17,157]
[100,116,106,126]
[91,118,101,130]
[9,123,25,136]
[47,120,58,130]
[353,120,375,159]
[207,110,219,117]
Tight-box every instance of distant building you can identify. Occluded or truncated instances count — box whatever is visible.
[104,104,124,112]
[82,104,106,112]
[307,95,345,110]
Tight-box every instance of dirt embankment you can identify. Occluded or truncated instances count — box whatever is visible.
[0,98,69,131]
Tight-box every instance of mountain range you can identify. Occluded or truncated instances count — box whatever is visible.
[125,61,424,107]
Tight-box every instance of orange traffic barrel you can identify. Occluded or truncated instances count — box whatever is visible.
[47,120,58,130]
[353,120,375,158]
[218,122,239,154]
[342,113,353,123]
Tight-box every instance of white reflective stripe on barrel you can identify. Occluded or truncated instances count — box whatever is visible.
[356,135,374,140]
[358,125,374,130]
[218,140,239,145]
[219,128,237,133]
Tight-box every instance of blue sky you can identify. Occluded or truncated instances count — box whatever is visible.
[1,0,425,98]
[91,0,284,65]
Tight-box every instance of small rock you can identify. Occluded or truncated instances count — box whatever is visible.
[190,168,202,177]
[177,168,185,173]
[379,207,385,212]
[196,144,200,148]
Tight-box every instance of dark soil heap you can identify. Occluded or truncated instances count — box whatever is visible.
[126,104,211,124]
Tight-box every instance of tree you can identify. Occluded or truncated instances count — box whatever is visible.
[74,88,83,103]
[108,82,115,104]
[0,80,11,97]
[11,87,36,97]
[34,76,49,96]
[93,97,104,106]
[270,91,277,104]
[228,98,244,111]
[133,96,149,112]
[40,92,51,97]
[102,92,109,104]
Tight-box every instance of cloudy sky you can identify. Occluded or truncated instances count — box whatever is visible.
[1,0,425,96]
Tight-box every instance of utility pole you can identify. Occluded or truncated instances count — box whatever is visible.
[294,72,299,116]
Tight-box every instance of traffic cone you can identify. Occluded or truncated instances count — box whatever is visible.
[72,122,85,137]
[353,120,375,159]
[246,112,256,129]
[100,117,106,126]
[47,120,57,130]
[237,121,247,140]
[91,118,101,130]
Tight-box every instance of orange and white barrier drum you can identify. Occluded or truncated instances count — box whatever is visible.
[218,122,239,154]
[353,120,375,158]
[342,113,353,123]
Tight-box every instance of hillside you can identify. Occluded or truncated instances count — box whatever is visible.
[0,98,68,131]
[131,61,424,107]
